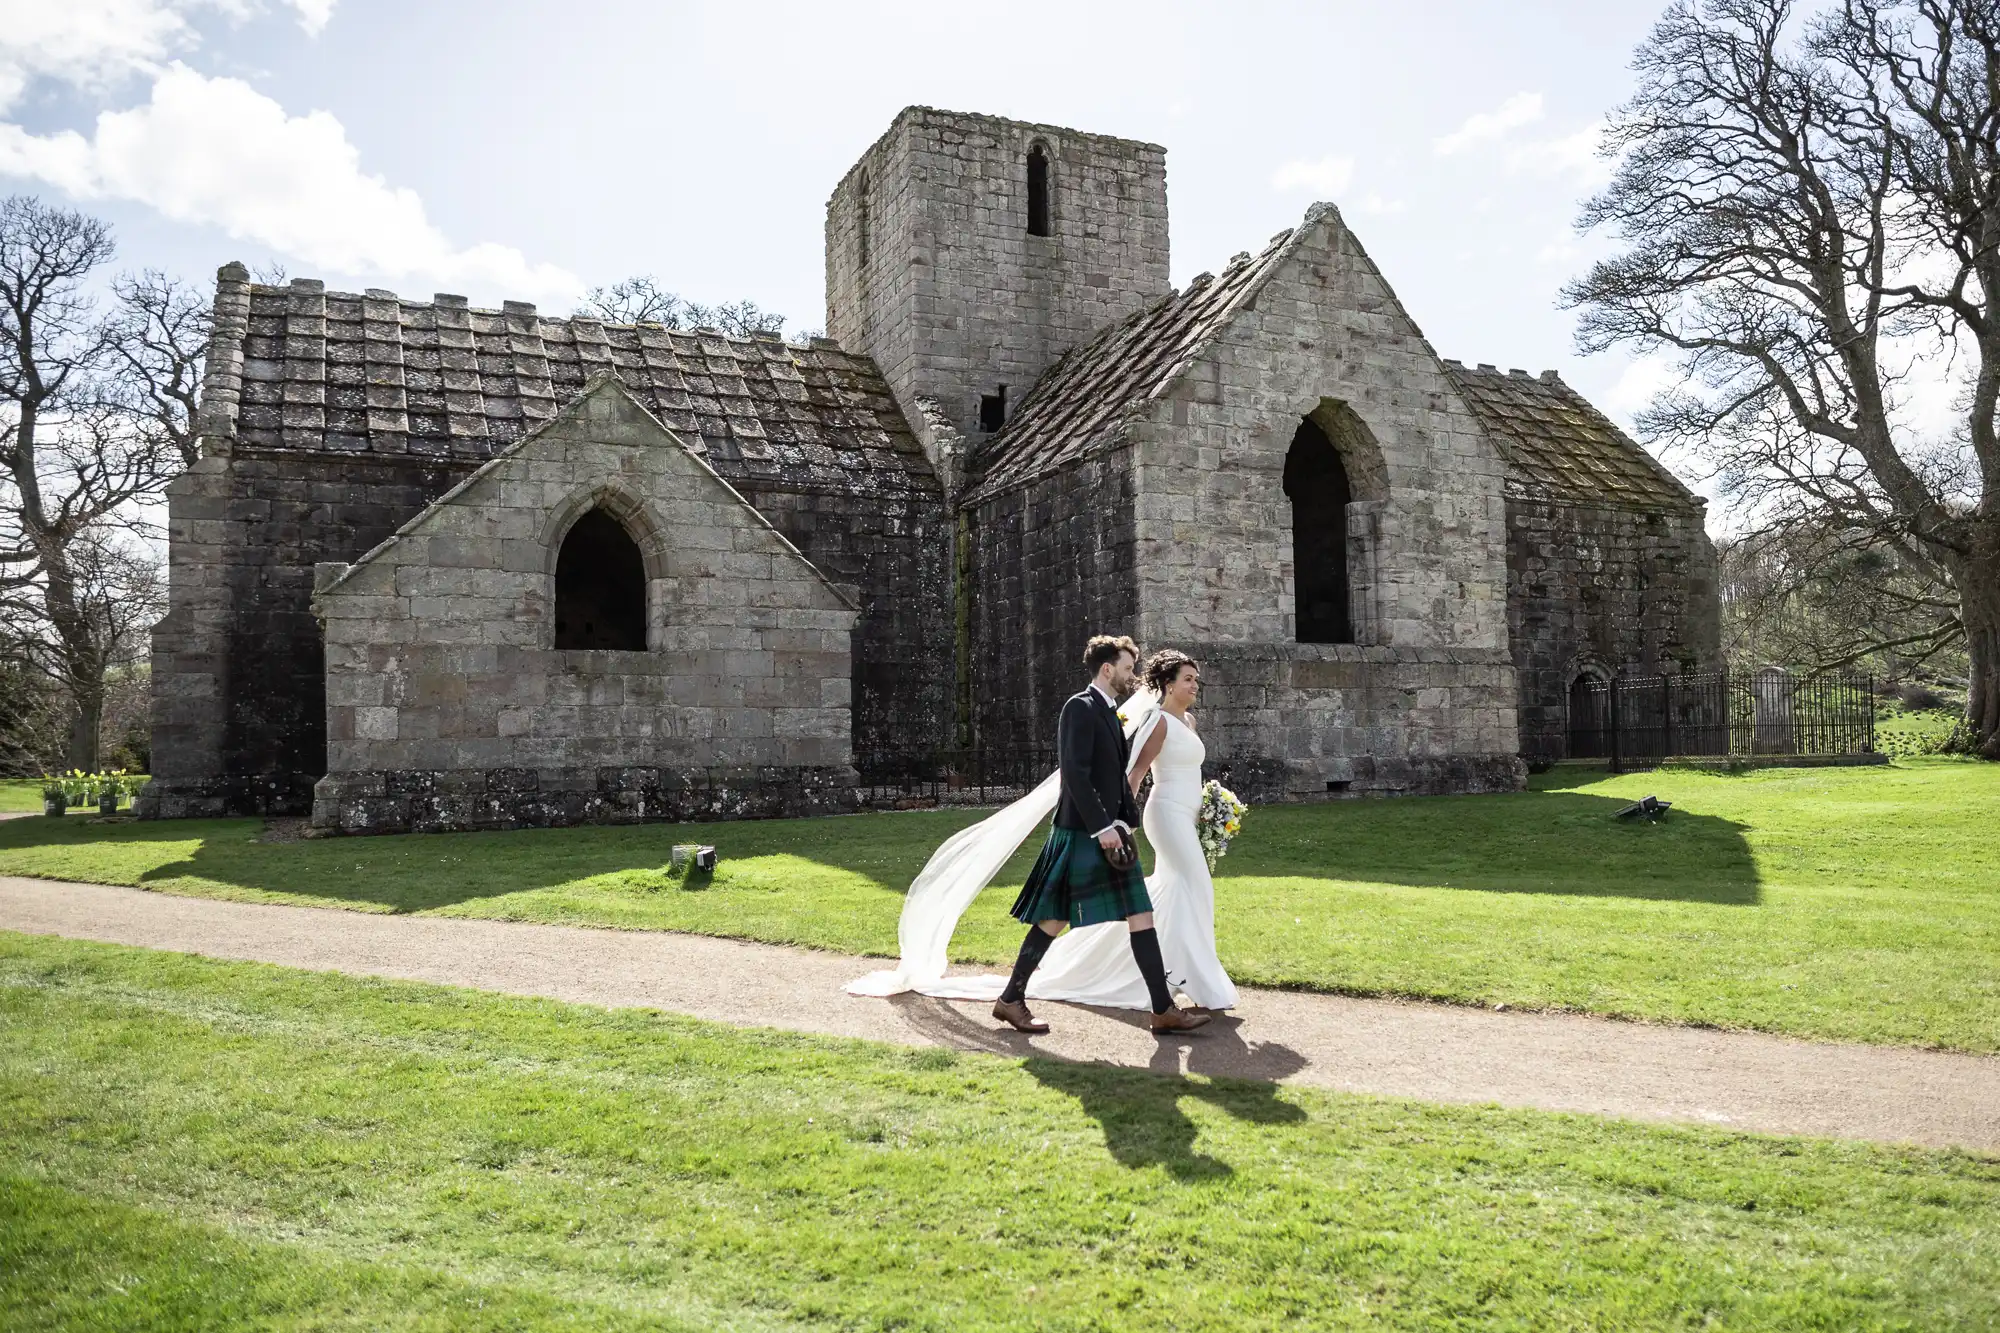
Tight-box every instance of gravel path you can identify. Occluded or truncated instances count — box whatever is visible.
[4,874,1996,1152]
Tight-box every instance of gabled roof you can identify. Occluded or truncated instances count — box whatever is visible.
[962,216,1309,503]
[1443,362,1701,512]
[204,267,935,498]
[317,376,858,611]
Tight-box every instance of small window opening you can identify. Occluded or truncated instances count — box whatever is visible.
[1284,417,1353,643]
[979,386,1008,433]
[1026,144,1051,237]
[1326,780,1352,793]
[554,508,648,651]
[857,170,871,266]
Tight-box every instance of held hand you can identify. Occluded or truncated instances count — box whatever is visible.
[1097,827,1123,851]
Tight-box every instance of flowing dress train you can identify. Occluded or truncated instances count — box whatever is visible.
[846,700,1237,1012]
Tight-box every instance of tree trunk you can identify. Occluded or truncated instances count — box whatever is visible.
[1964,527,2000,760]
[65,686,102,772]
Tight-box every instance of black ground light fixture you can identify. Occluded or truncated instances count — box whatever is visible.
[1615,795,1673,823]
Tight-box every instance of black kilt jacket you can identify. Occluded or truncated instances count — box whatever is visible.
[1052,688,1142,834]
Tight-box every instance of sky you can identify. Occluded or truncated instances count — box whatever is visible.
[0,0,1684,461]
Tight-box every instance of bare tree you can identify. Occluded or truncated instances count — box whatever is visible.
[1719,524,1970,677]
[578,275,793,340]
[0,196,204,770]
[1568,0,2000,756]
[106,269,209,468]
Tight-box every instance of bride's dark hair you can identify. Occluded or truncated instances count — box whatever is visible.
[1142,648,1198,694]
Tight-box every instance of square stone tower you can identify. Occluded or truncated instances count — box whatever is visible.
[825,107,1171,482]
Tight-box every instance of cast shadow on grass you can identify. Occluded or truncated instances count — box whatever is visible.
[890,996,1307,1180]
[1232,789,1762,906]
[0,785,1760,911]
[0,807,990,914]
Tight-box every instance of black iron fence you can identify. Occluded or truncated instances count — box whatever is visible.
[854,746,1058,807]
[1567,668,1875,769]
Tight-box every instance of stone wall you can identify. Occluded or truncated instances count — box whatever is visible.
[734,482,952,767]
[1506,496,1722,764]
[1126,207,1522,796]
[309,381,859,834]
[143,447,472,817]
[964,449,1141,752]
[826,107,1172,467]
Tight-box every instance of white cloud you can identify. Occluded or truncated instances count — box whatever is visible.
[1360,192,1406,216]
[282,0,335,36]
[0,1,335,111]
[1270,155,1354,196]
[1433,91,1543,156]
[0,63,578,305]
[1507,122,1608,183]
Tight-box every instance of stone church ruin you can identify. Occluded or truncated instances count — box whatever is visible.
[140,106,1719,833]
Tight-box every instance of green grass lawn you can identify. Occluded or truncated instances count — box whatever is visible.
[3,933,1997,1331]
[1,760,1995,1052]
[0,778,149,815]
[0,780,51,813]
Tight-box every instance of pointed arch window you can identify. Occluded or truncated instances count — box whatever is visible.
[1283,417,1353,644]
[554,508,648,651]
[1026,143,1051,237]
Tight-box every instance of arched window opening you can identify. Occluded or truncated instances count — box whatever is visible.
[1026,143,1051,237]
[857,170,872,266]
[554,508,647,651]
[1568,673,1608,758]
[1283,417,1352,644]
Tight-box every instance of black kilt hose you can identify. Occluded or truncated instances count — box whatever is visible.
[1010,687,1153,928]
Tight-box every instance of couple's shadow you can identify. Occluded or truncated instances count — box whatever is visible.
[890,995,1308,1180]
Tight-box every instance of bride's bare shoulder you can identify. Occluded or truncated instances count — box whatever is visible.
[1184,710,1197,731]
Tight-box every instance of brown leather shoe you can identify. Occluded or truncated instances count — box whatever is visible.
[1149,1008,1212,1034]
[992,999,1050,1034]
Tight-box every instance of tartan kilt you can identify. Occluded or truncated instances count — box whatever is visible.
[1009,825,1153,928]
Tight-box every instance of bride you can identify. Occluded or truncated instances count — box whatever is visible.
[847,648,1238,1015]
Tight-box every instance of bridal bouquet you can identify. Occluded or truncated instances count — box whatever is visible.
[1196,780,1247,870]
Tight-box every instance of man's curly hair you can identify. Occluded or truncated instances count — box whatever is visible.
[1083,634,1140,673]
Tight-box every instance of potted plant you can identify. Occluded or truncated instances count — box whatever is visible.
[98,770,123,816]
[40,776,66,818]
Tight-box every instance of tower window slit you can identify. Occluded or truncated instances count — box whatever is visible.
[1026,144,1051,237]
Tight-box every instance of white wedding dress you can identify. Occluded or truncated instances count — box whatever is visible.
[847,691,1238,1011]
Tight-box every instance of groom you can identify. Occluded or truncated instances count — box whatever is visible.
[993,634,1211,1036]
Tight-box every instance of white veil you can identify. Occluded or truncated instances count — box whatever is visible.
[846,688,1164,998]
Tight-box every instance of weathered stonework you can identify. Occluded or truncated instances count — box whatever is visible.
[309,379,859,834]
[147,105,1719,829]
[1503,498,1722,764]
[827,107,1172,468]
[144,267,946,823]
[962,206,1522,799]
[963,449,1141,751]
[1447,363,1723,767]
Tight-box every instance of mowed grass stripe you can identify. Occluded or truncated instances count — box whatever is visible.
[1,761,1996,1050]
[3,934,1999,1331]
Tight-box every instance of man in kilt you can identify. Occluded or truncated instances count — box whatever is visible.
[993,635,1212,1035]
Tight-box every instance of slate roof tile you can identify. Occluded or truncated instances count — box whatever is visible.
[1443,363,1699,511]
[963,226,1297,502]
[209,280,937,499]
[961,217,1699,515]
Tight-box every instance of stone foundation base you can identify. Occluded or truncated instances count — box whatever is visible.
[310,764,858,835]
[1208,753,1528,804]
[137,773,319,820]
